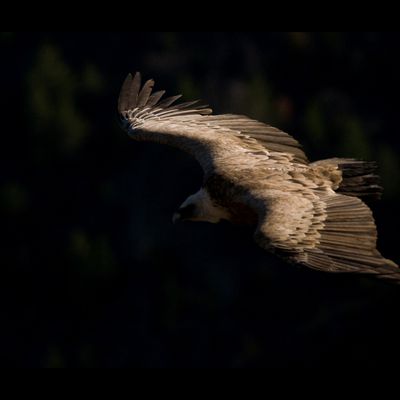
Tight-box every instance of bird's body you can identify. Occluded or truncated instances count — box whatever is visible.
[118,72,399,283]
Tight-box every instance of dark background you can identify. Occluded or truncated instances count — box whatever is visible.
[1,32,400,368]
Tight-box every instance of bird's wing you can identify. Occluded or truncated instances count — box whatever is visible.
[251,177,399,281]
[118,73,309,177]
[202,115,308,164]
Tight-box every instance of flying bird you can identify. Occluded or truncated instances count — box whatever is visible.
[118,72,399,283]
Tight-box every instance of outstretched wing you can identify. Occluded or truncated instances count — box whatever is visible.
[118,72,309,176]
[252,181,400,282]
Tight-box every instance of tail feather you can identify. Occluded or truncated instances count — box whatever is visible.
[312,158,383,200]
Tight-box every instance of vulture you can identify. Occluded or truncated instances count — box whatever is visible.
[118,72,399,283]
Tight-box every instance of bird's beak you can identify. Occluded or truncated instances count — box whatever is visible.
[172,213,181,224]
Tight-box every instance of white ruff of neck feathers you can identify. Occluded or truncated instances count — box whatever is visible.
[182,189,231,224]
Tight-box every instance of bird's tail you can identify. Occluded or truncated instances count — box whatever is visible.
[312,158,383,201]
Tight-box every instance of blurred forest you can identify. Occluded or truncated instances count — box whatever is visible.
[1,32,400,368]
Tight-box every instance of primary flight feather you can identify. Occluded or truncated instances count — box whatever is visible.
[118,72,399,283]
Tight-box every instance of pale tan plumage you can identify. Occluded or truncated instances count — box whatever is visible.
[118,72,399,283]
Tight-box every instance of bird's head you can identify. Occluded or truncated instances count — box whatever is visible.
[173,202,199,224]
[173,189,230,224]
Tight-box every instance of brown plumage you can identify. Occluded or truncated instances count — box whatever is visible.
[118,72,399,284]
